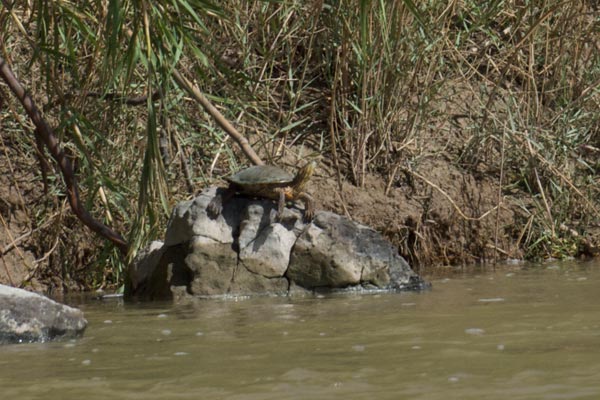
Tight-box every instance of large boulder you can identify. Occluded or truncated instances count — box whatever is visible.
[287,212,416,289]
[127,187,426,300]
[0,284,87,344]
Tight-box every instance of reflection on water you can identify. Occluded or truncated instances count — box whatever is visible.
[2,260,600,399]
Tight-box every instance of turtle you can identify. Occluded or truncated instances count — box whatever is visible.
[207,161,316,221]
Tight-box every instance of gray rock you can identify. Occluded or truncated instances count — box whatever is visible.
[186,236,237,296]
[127,187,426,300]
[287,212,416,289]
[0,285,87,344]
[128,240,165,294]
[229,265,289,296]
[238,204,298,277]
[165,188,234,246]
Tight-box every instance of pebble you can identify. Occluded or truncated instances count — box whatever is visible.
[478,297,505,303]
[465,328,485,335]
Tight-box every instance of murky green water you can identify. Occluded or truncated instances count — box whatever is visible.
[2,260,600,399]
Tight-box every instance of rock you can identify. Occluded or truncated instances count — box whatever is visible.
[127,187,427,300]
[287,212,415,289]
[238,204,300,278]
[0,284,87,344]
[186,236,238,296]
[127,240,166,295]
[229,265,289,296]
[165,187,235,246]
[127,243,192,300]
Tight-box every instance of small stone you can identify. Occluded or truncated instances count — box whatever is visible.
[0,284,87,344]
[465,328,485,335]
[478,298,505,303]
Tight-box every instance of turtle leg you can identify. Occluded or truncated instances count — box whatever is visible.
[207,187,235,218]
[298,192,315,222]
[276,188,286,222]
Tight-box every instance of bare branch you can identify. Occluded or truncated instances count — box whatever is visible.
[171,68,264,166]
[67,90,162,106]
[0,56,129,255]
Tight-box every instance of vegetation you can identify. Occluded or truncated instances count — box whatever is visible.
[1,0,599,291]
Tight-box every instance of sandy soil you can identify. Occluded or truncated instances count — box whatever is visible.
[308,156,521,274]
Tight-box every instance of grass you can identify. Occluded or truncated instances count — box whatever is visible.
[1,0,599,289]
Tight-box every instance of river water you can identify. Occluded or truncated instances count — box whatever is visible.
[2,260,600,399]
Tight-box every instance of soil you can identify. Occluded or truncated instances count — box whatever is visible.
[0,138,42,290]
[305,155,521,275]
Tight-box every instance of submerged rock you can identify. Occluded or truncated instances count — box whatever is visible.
[0,284,87,344]
[127,187,426,300]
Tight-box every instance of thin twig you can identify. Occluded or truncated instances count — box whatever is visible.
[174,133,194,194]
[329,46,350,217]
[21,235,61,286]
[69,89,162,106]
[0,209,29,263]
[407,168,500,221]
[0,212,59,256]
[494,128,507,262]
[517,132,600,217]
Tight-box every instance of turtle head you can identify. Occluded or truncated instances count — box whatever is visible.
[292,161,316,191]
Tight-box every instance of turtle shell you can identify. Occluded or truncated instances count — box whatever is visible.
[226,165,294,187]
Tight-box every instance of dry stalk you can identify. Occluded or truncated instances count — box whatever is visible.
[0,211,30,279]
[515,213,535,252]
[0,212,59,257]
[494,127,507,263]
[330,47,348,215]
[406,168,500,222]
[21,234,60,286]
[517,132,600,218]
[530,161,554,236]
[171,67,264,166]
[384,138,415,196]
[173,132,194,193]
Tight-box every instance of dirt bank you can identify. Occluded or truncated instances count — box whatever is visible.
[2,127,600,293]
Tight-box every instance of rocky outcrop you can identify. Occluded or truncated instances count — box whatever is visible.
[0,284,87,344]
[127,187,426,300]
